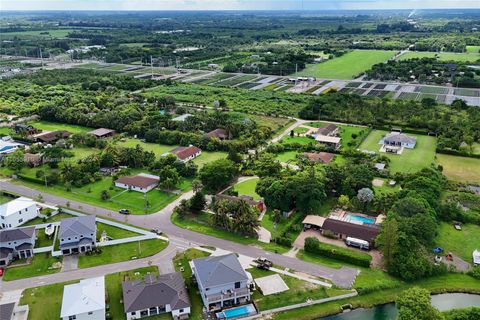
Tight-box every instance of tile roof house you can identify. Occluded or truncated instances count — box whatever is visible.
[171,146,202,162]
[206,128,228,140]
[59,215,96,255]
[191,253,251,311]
[60,277,105,320]
[0,226,36,266]
[304,152,335,164]
[32,130,71,143]
[122,272,191,320]
[316,124,339,137]
[115,173,160,193]
[89,128,116,138]
[0,197,39,229]
[321,218,380,245]
[380,132,417,149]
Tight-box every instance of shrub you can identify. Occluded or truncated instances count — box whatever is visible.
[468,266,480,280]
[304,236,372,267]
[273,236,292,247]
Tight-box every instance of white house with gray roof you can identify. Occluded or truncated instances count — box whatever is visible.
[59,215,96,255]
[60,276,105,320]
[122,272,191,320]
[0,226,36,266]
[380,132,417,149]
[190,253,251,311]
[0,197,39,229]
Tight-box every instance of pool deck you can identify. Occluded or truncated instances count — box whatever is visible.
[328,209,380,225]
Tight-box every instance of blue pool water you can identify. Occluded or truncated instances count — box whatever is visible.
[221,304,256,319]
[346,214,375,225]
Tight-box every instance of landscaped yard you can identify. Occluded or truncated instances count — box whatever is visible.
[434,222,480,262]
[436,154,480,184]
[281,135,316,145]
[193,151,227,168]
[77,238,168,268]
[173,249,211,320]
[305,121,368,149]
[116,138,177,156]
[96,222,140,240]
[232,177,261,200]
[296,50,397,80]
[34,228,54,248]
[275,151,299,163]
[22,212,74,226]
[3,253,62,281]
[359,130,437,174]
[28,120,93,134]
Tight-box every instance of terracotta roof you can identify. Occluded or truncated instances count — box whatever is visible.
[34,130,70,143]
[322,218,380,243]
[316,124,338,136]
[304,152,335,163]
[115,175,159,189]
[89,128,116,137]
[171,146,201,160]
[206,128,228,139]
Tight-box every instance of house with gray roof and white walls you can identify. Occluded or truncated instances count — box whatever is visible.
[0,226,36,266]
[0,197,39,229]
[59,215,96,255]
[60,276,105,320]
[190,253,252,311]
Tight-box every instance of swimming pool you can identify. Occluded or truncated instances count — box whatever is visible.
[219,304,257,319]
[346,214,375,225]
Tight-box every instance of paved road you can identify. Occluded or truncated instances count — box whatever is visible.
[0,180,358,289]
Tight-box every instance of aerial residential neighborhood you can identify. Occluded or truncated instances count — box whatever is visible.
[0,2,480,320]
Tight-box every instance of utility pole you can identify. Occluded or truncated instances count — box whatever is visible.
[150,55,154,79]
[39,47,44,67]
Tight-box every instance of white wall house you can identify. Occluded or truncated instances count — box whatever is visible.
[114,173,160,193]
[171,146,202,163]
[0,197,39,229]
[61,277,105,320]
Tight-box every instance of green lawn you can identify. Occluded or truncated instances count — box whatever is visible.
[193,151,228,168]
[296,50,397,80]
[28,120,93,134]
[466,46,480,54]
[435,222,480,262]
[275,151,299,163]
[172,211,289,254]
[22,212,74,226]
[293,127,310,134]
[398,51,480,63]
[436,154,480,184]
[232,177,261,200]
[116,138,177,156]
[3,253,62,281]
[1,28,77,39]
[34,228,54,248]
[359,130,437,174]
[281,135,316,145]
[0,193,15,204]
[173,249,211,320]
[106,266,160,320]
[78,238,168,268]
[96,222,140,240]
[372,178,401,196]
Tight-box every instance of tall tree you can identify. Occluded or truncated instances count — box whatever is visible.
[396,287,443,320]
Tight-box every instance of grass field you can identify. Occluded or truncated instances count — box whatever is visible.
[232,177,261,200]
[398,51,480,63]
[359,130,437,174]
[1,29,77,39]
[275,151,299,162]
[78,239,168,268]
[28,120,93,134]
[436,154,480,184]
[296,50,396,80]
[435,222,480,262]
[3,253,62,281]
[281,135,316,145]
[116,138,177,156]
[466,45,480,54]
[193,151,227,168]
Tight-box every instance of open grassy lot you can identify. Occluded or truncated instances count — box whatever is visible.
[398,51,480,63]
[116,138,177,156]
[296,50,396,80]
[28,120,93,134]
[247,114,294,134]
[78,238,168,268]
[173,249,211,320]
[1,29,77,39]
[436,154,480,184]
[3,253,62,281]
[435,222,480,262]
[193,151,228,168]
[172,211,289,254]
[281,135,315,145]
[275,151,299,163]
[106,266,160,320]
[232,177,261,200]
[96,222,140,240]
[466,46,480,54]
[359,130,437,174]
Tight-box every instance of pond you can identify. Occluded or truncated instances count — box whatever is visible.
[320,293,480,320]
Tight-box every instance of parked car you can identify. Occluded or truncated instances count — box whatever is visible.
[151,228,163,235]
[119,209,130,215]
[255,257,272,266]
[432,247,444,254]
[256,263,271,271]
[0,267,4,277]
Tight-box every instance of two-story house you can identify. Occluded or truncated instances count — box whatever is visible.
[0,197,39,229]
[190,254,251,311]
[0,226,36,266]
[122,273,191,320]
[59,215,97,255]
[60,276,105,320]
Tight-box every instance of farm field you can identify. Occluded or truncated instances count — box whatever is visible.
[296,50,397,80]
[436,154,480,184]
[434,222,480,262]
[0,28,77,39]
[398,51,480,62]
[359,130,437,174]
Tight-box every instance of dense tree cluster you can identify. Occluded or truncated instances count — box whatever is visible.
[211,199,260,237]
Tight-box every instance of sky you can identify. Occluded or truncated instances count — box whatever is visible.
[2,0,479,11]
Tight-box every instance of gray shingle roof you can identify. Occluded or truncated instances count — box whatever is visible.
[384,133,416,144]
[0,227,35,243]
[192,253,248,288]
[122,272,190,313]
[0,302,15,320]
[59,215,96,239]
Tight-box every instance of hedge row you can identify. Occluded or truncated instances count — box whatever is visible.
[436,148,480,159]
[304,237,372,268]
[16,173,44,185]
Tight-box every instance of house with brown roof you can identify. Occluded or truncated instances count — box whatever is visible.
[206,128,228,140]
[304,152,335,164]
[115,173,160,193]
[24,153,42,167]
[32,130,71,143]
[321,218,380,245]
[171,146,202,162]
[122,272,191,320]
[89,128,116,138]
[316,124,339,137]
